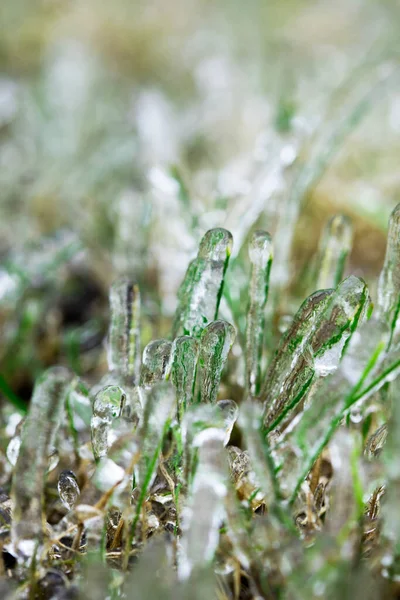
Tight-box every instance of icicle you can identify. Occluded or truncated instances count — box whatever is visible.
[377,203,400,340]
[91,385,126,461]
[170,335,199,421]
[173,228,233,338]
[196,320,236,404]
[10,367,70,563]
[245,230,273,397]
[140,339,172,388]
[58,470,80,511]
[108,278,141,384]
[178,426,228,579]
[315,215,353,290]
[263,276,368,430]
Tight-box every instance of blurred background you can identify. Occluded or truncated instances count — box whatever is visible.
[0,0,399,409]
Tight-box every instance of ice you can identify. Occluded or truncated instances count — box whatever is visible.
[196,320,235,404]
[173,228,233,337]
[140,339,172,388]
[91,385,126,461]
[170,335,199,421]
[245,230,273,396]
[108,278,141,384]
[58,469,80,511]
[10,367,70,562]
[315,215,353,290]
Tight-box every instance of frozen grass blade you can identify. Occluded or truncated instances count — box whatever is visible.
[263,276,368,431]
[170,335,199,422]
[196,320,235,404]
[10,367,70,563]
[245,231,273,397]
[127,382,176,561]
[261,289,333,421]
[178,427,228,579]
[108,279,141,384]
[377,203,400,345]
[173,228,233,338]
[315,215,353,290]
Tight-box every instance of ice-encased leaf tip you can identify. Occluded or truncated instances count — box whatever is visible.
[108,278,141,384]
[173,228,233,338]
[11,367,70,561]
[377,203,400,336]
[316,214,353,290]
[140,339,173,388]
[196,320,236,404]
[263,275,368,431]
[170,335,199,421]
[245,230,273,397]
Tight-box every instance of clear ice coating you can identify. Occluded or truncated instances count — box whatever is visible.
[10,367,70,560]
[170,335,199,421]
[108,278,141,384]
[91,385,126,461]
[216,399,239,445]
[261,289,333,428]
[239,401,276,503]
[196,320,236,404]
[315,215,353,290]
[263,275,368,430]
[273,315,391,501]
[58,469,80,511]
[377,203,400,338]
[173,228,233,337]
[133,382,176,493]
[382,379,400,543]
[178,427,228,580]
[140,339,173,388]
[245,230,273,397]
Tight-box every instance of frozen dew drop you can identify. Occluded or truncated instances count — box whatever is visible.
[91,385,126,461]
[58,470,80,511]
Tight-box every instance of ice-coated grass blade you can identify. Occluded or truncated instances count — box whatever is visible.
[128,383,176,544]
[274,318,392,504]
[382,379,400,544]
[263,276,368,431]
[261,289,333,404]
[196,320,236,404]
[108,279,141,384]
[178,427,228,580]
[140,339,172,388]
[170,335,199,422]
[315,215,353,290]
[245,230,273,397]
[377,203,400,345]
[173,228,233,338]
[10,367,70,562]
[91,385,126,461]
